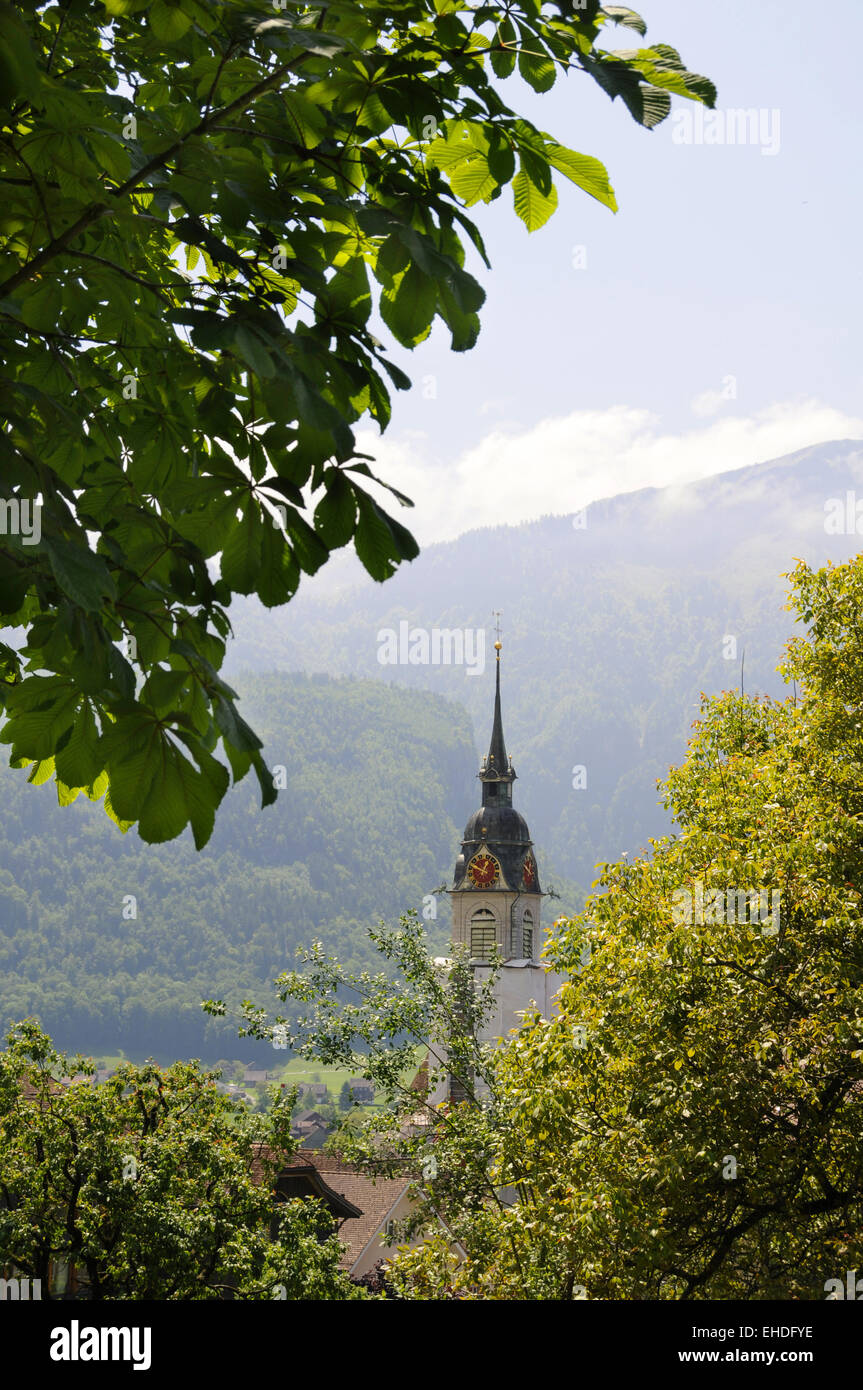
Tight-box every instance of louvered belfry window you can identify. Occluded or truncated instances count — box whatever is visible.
[470,909,497,961]
[522,910,534,960]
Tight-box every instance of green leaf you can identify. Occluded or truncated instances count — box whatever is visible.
[250,748,278,809]
[448,151,498,207]
[44,537,116,613]
[257,522,300,607]
[149,0,193,41]
[518,28,556,94]
[0,4,42,102]
[324,255,371,327]
[546,144,617,212]
[0,691,78,759]
[601,6,648,36]
[27,756,55,786]
[0,552,29,615]
[372,233,411,289]
[221,507,263,594]
[18,280,63,332]
[233,323,276,380]
[141,668,190,714]
[437,282,480,352]
[99,717,160,820]
[137,746,191,843]
[282,93,328,148]
[380,264,437,348]
[353,490,418,582]
[54,703,103,787]
[490,17,517,79]
[253,21,355,58]
[213,694,262,755]
[512,166,558,231]
[623,47,717,108]
[518,144,552,198]
[582,53,674,129]
[277,503,329,575]
[314,470,356,550]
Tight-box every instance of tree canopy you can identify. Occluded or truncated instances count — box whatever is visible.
[227,555,863,1299]
[0,1018,363,1298]
[0,0,715,845]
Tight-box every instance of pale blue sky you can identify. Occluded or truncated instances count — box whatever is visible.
[351,0,863,546]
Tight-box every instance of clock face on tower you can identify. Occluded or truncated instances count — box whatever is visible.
[467,852,500,888]
[522,854,536,889]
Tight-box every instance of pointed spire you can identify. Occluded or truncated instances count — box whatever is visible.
[486,647,509,776]
[480,618,515,798]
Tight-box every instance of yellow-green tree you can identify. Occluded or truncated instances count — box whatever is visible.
[402,555,863,1299]
[256,557,863,1299]
[0,1020,364,1298]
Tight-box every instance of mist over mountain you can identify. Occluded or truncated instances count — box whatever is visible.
[224,438,863,885]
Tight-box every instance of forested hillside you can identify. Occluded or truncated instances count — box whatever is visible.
[0,676,573,1058]
[224,439,863,882]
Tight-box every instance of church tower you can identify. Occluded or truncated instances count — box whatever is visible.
[449,634,561,1046]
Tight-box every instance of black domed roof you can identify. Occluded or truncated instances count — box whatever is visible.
[462,806,531,844]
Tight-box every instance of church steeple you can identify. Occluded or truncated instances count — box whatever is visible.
[428,622,561,1106]
[431,618,562,1110]
[480,621,515,807]
[451,620,541,919]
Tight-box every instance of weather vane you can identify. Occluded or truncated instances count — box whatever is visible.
[492,609,503,650]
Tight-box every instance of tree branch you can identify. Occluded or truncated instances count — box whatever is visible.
[0,54,310,299]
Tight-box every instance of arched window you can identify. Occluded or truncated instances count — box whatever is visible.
[522,910,534,960]
[470,908,497,962]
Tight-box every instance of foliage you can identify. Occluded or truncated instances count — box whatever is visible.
[0,1018,364,1298]
[206,909,550,1296]
[227,557,863,1299]
[0,0,714,844]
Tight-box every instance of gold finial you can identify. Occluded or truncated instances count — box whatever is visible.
[492,610,502,654]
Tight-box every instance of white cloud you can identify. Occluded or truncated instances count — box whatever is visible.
[354,399,863,547]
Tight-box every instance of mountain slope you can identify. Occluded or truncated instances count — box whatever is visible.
[0,677,492,1057]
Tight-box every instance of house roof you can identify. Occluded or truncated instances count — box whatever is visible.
[20,1075,70,1103]
[251,1144,413,1272]
[275,1165,362,1220]
[279,1150,412,1271]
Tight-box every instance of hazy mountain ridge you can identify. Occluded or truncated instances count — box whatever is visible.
[223,438,863,882]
